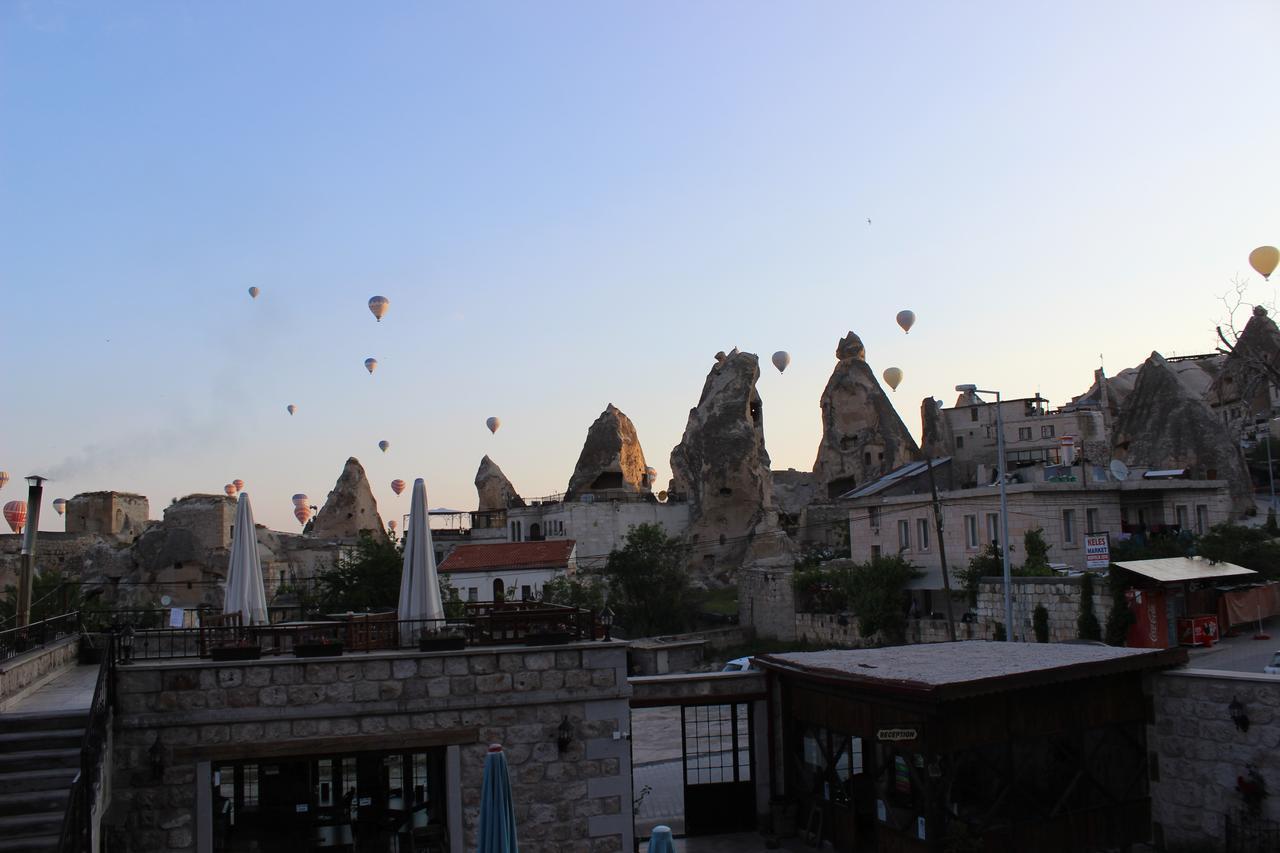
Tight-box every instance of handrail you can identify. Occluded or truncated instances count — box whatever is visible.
[57,632,115,853]
[0,611,80,663]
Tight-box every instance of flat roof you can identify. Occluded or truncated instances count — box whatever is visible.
[1114,556,1256,584]
[838,458,950,500]
[757,641,1185,701]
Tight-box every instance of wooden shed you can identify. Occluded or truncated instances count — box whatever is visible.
[758,642,1186,853]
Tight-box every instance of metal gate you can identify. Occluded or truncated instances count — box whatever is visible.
[681,702,755,835]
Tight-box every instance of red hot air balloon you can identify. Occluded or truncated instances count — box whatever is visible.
[224,484,237,496]
[391,479,406,496]
[294,506,311,526]
[4,501,27,534]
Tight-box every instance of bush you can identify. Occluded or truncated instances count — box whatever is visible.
[844,556,922,644]
[540,573,605,614]
[1198,523,1280,578]
[604,524,693,637]
[1078,572,1102,641]
[312,532,403,612]
[955,544,1002,606]
[1032,604,1049,643]
[1017,529,1055,577]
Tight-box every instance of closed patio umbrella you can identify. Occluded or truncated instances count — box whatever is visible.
[478,744,518,853]
[224,492,268,625]
[397,477,445,641]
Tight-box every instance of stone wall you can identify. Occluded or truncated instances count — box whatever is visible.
[506,500,689,565]
[1148,669,1280,848]
[0,635,80,706]
[795,613,985,647]
[66,491,151,537]
[738,565,796,642]
[976,576,1112,643]
[111,642,632,853]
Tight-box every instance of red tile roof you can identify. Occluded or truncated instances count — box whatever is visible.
[438,539,576,574]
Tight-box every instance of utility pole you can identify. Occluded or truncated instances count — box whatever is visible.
[925,456,957,642]
[17,475,47,628]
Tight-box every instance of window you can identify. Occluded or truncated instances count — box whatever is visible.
[986,513,1000,545]
[965,515,979,548]
[970,408,979,422]
[917,518,930,551]
[871,545,881,559]
[467,587,478,602]
[1062,508,1075,545]
[521,585,532,600]
[1086,507,1100,533]
[897,520,910,551]
[1041,424,1056,438]
[869,507,881,529]
[956,436,964,449]
[1018,427,1033,441]
[1176,505,1189,530]
[1196,504,1208,535]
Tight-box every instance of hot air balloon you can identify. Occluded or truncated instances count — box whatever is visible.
[248,287,260,299]
[294,506,311,526]
[883,367,904,391]
[771,351,791,373]
[3,501,27,534]
[486,417,501,434]
[368,296,390,322]
[224,484,237,496]
[233,479,245,492]
[291,493,309,509]
[52,498,67,516]
[391,479,406,496]
[378,440,390,453]
[896,310,916,334]
[287,404,297,416]
[0,472,8,491]
[364,358,378,375]
[388,520,398,533]
[645,466,658,485]
[1250,246,1280,281]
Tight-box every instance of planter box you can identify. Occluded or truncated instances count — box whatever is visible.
[210,646,262,661]
[418,636,466,652]
[294,643,344,658]
[524,631,574,646]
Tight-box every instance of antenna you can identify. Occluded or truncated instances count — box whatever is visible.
[1109,459,1130,481]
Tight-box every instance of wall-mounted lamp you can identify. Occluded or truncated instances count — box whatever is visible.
[149,739,165,781]
[1230,696,1251,733]
[557,716,573,753]
[599,606,615,642]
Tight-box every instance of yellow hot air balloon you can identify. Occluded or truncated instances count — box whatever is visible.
[364,358,378,375]
[378,440,390,453]
[368,296,390,322]
[1250,246,1280,281]
[896,310,916,334]
[248,287,260,299]
[486,417,501,434]
[883,367,904,391]
[287,404,297,416]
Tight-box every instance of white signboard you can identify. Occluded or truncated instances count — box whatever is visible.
[169,607,185,628]
[1085,533,1110,569]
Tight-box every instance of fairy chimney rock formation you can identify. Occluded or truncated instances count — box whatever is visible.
[311,457,387,541]
[670,350,793,576]
[1112,352,1253,514]
[475,456,525,511]
[920,397,955,461]
[565,404,652,500]
[812,332,920,499]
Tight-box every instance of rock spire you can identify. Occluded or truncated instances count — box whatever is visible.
[311,457,387,541]
[565,404,652,500]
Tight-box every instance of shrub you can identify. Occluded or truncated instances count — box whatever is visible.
[1077,573,1102,641]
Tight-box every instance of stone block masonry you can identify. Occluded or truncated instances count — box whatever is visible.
[976,576,1111,643]
[111,641,632,853]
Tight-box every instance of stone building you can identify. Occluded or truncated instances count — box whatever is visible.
[65,491,150,537]
[438,540,578,603]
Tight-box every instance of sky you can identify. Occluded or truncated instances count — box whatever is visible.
[2,1,1280,532]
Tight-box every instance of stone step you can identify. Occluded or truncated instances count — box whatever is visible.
[0,749,80,775]
[0,712,87,735]
[0,813,65,844]
[0,769,77,796]
[0,834,60,853]
[0,788,70,818]
[0,730,84,755]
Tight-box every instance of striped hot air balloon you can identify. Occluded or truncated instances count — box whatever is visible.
[3,501,27,534]
[391,479,406,496]
[294,506,311,526]
[292,493,309,509]
[52,498,67,516]
[0,472,9,491]
[368,296,390,322]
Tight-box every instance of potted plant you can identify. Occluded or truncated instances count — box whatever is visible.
[294,635,345,658]
[211,638,262,661]
[418,626,465,652]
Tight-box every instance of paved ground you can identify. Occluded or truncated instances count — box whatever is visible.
[1186,613,1280,674]
[0,662,99,713]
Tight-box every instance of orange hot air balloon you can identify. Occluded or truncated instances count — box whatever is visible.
[3,501,27,534]
[233,479,245,492]
[391,479,406,496]
[224,484,236,496]
[1250,246,1280,281]
[292,493,309,509]
[52,498,67,516]
[294,506,311,526]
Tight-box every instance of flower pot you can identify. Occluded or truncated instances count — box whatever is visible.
[418,636,466,652]
[294,643,344,658]
[210,646,261,661]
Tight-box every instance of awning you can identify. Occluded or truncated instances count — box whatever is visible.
[1114,557,1256,584]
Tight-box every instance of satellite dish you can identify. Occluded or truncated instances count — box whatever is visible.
[657,490,668,502]
[160,595,172,606]
[1109,459,1130,481]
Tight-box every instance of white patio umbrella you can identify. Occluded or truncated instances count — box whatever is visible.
[224,492,268,625]
[398,478,445,641]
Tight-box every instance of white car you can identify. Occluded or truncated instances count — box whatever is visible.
[1264,652,1280,675]
[722,656,757,673]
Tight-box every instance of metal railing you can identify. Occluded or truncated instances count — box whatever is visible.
[110,602,600,663]
[1227,809,1280,853]
[0,611,80,663]
[58,633,115,853]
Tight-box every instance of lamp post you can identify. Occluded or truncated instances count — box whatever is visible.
[17,475,47,629]
[956,386,1013,641]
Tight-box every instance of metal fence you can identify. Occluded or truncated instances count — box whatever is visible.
[58,633,115,853]
[0,610,80,663]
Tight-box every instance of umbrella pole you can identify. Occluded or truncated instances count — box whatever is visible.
[1254,600,1271,641]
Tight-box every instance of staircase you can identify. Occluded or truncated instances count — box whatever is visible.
[0,710,87,853]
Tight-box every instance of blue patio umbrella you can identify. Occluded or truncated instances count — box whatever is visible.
[647,825,676,853]
[478,744,518,853]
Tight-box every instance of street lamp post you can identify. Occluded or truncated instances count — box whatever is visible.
[957,386,1013,641]
[17,475,48,629]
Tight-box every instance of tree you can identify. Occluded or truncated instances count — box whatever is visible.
[540,573,605,614]
[313,533,403,612]
[1104,575,1134,646]
[843,556,921,644]
[1198,523,1280,578]
[1019,529,1054,576]
[954,544,1002,606]
[603,524,692,637]
[1077,572,1102,641]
